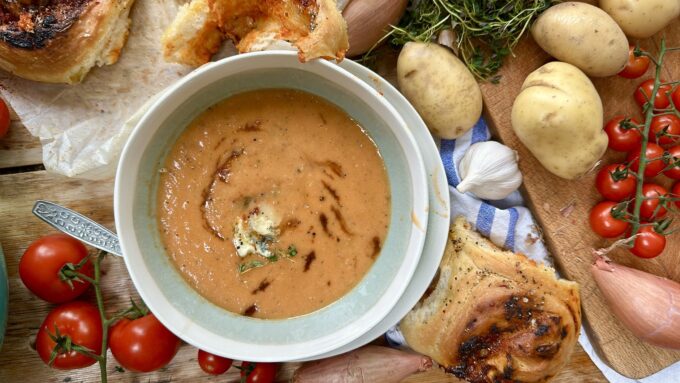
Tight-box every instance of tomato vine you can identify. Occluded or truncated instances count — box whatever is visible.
[628,40,680,237]
[57,250,148,383]
[593,39,680,259]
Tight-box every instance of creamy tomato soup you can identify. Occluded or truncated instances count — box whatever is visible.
[157,89,390,319]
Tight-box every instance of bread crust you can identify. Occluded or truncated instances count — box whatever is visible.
[160,0,222,67]
[293,0,347,61]
[161,0,348,66]
[0,0,135,84]
[400,217,581,383]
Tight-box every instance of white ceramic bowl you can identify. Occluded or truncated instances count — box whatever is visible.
[304,58,451,361]
[114,51,429,362]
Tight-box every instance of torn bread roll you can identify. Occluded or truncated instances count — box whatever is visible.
[162,0,348,66]
[0,0,136,84]
[401,217,581,383]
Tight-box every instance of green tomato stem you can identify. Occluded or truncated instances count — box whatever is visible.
[57,251,111,381]
[91,250,109,383]
[630,39,668,236]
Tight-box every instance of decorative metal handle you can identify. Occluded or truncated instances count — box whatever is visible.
[32,200,122,257]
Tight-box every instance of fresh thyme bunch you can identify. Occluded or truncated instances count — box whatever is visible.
[389,0,556,82]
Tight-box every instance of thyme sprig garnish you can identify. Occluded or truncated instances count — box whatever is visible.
[238,244,298,274]
[384,0,556,82]
[238,261,265,274]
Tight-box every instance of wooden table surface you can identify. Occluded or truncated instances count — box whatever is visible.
[0,98,608,381]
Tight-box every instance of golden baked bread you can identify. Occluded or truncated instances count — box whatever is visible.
[162,0,348,66]
[0,0,135,84]
[401,217,581,383]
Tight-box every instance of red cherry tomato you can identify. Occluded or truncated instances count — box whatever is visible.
[595,164,636,202]
[649,114,680,146]
[0,98,9,139]
[627,143,666,177]
[634,79,672,110]
[664,146,680,180]
[35,301,103,369]
[637,183,668,221]
[198,349,232,375]
[589,201,629,238]
[618,45,650,79]
[671,181,680,209]
[109,313,181,372]
[604,116,642,152]
[19,234,93,303]
[672,87,680,109]
[240,362,279,383]
[630,225,666,259]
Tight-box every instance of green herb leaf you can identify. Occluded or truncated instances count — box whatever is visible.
[287,245,298,257]
[238,261,265,274]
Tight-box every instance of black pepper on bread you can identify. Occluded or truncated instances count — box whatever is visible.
[400,217,581,383]
[0,0,135,83]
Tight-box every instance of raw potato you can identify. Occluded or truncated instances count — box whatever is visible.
[511,62,607,180]
[397,42,482,139]
[531,2,629,77]
[600,0,680,39]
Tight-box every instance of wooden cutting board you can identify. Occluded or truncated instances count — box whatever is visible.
[480,22,680,378]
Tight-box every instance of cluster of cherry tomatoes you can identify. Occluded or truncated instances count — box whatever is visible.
[198,351,278,382]
[18,233,278,382]
[19,234,181,372]
[589,46,680,259]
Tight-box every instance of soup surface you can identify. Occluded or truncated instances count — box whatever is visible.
[157,89,390,319]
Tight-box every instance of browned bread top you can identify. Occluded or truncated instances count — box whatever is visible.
[400,217,581,383]
[0,0,135,83]
[1,0,89,49]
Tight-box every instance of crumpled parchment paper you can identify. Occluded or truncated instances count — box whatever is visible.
[0,0,191,179]
[0,0,351,180]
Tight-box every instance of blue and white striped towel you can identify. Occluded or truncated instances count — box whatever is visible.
[437,119,549,264]
[385,118,680,383]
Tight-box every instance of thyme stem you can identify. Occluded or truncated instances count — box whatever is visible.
[385,0,554,81]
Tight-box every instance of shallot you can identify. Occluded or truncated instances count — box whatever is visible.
[591,257,680,349]
[343,0,408,57]
[292,345,432,383]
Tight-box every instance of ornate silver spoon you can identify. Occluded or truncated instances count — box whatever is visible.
[32,200,122,257]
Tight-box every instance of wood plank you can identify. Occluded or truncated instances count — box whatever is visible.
[0,123,42,170]
[0,170,604,381]
[0,96,42,169]
[480,21,680,378]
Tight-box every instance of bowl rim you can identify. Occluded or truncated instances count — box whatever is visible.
[297,57,451,361]
[114,51,428,361]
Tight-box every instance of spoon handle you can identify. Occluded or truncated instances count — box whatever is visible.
[32,200,123,257]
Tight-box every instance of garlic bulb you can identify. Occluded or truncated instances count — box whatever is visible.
[457,141,522,200]
[437,29,459,56]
